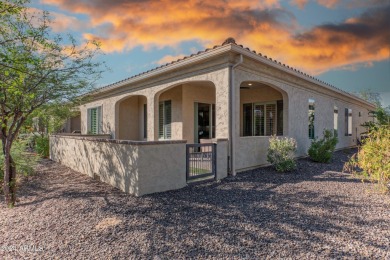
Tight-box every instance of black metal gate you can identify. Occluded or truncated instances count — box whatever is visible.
[186,143,216,182]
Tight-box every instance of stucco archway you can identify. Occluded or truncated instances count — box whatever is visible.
[115,95,147,140]
[154,81,216,143]
[238,81,289,137]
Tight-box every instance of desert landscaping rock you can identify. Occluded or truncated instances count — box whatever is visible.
[1,148,389,259]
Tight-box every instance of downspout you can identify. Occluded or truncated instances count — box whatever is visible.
[229,54,243,176]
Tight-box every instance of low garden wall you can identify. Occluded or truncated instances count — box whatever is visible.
[50,135,187,196]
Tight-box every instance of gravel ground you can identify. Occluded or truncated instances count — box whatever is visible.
[1,148,389,259]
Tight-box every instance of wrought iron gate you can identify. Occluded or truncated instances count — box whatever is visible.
[186,143,216,182]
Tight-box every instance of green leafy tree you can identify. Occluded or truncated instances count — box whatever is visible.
[0,0,103,207]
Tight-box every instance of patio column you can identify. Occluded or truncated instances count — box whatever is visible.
[147,95,156,141]
[214,67,230,139]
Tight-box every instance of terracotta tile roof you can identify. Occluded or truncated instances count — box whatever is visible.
[89,38,368,104]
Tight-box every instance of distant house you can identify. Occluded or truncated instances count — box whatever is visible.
[50,38,375,196]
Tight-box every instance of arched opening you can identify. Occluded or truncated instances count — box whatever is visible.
[155,81,216,143]
[239,81,288,137]
[116,95,147,140]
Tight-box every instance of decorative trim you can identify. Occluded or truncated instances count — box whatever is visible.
[50,134,187,146]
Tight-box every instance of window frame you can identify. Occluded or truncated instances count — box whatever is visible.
[308,99,315,139]
[345,108,352,136]
[87,106,102,134]
[159,100,172,140]
[334,105,338,134]
[242,101,278,137]
[143,103,147,139]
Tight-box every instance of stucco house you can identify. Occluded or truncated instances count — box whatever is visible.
[50,38,375,196]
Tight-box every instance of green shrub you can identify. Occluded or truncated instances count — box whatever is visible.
[35,135,50,158]
[308,129,338,163]
[267,136,297,172]
[0,140,39,193]
[345,126,390,193]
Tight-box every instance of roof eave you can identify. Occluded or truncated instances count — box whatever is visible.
[230,45,376,109]
[88,44,233,97]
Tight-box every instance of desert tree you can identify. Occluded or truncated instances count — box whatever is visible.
[0,0,104,207]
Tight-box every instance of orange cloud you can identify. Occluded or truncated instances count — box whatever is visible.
[41,0,390,75]
[49,11,88,32]
[288,6,390,74]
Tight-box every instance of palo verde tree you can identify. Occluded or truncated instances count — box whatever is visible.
[0,0,103,207]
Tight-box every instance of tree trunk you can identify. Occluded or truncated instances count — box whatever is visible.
[3,143,16,207]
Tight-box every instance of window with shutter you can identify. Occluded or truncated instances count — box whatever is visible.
[243,103,253,136]
[91,108,97,134]
[164,100,172,139]
[266,104,276,136]
[254,104,265,136]
[242,102,278,137]
[143,104,147,139]
[159,100,172,139]
[276,100,283,136]
[346,109,352,136]
[159,102,164,138]
[87,106,102,134]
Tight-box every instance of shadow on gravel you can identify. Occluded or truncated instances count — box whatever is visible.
[3,148,389,258]
[83,148,385,258]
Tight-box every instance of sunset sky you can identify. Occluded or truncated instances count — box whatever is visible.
[31,0,390,106]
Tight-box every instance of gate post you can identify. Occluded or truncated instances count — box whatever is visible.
[213,142,217,180]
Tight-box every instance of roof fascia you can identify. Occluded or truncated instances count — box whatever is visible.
[230,45,375,109]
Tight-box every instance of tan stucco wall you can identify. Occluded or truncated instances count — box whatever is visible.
[236,136,269,170]
[216,139,228,179]
[118,96,139,140]
[78,52,373,174]
[80,64,230,142]
[50,135,187,196]
[233,57,374,171]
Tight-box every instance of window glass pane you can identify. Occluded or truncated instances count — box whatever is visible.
[348,109,352,136]
[243,103,253,136]
[143,104,147,138]
[334,106,338,131]
[164,100,172,139]
[277,100,283,136]
[266,104,276,136]
[212,104,215,138]
[254,104,265,136]
[308,99,315,139]
[345,108,348,135]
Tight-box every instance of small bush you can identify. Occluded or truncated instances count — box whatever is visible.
[344,126,390,193]
[0,140,39,193]
[35,135,49,158]
[267,136,297,172]
[308,129,338,163]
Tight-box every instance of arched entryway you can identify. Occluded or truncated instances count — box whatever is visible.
[115,95,147,140]
[239,81,288,137]
[154,81,216,143]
